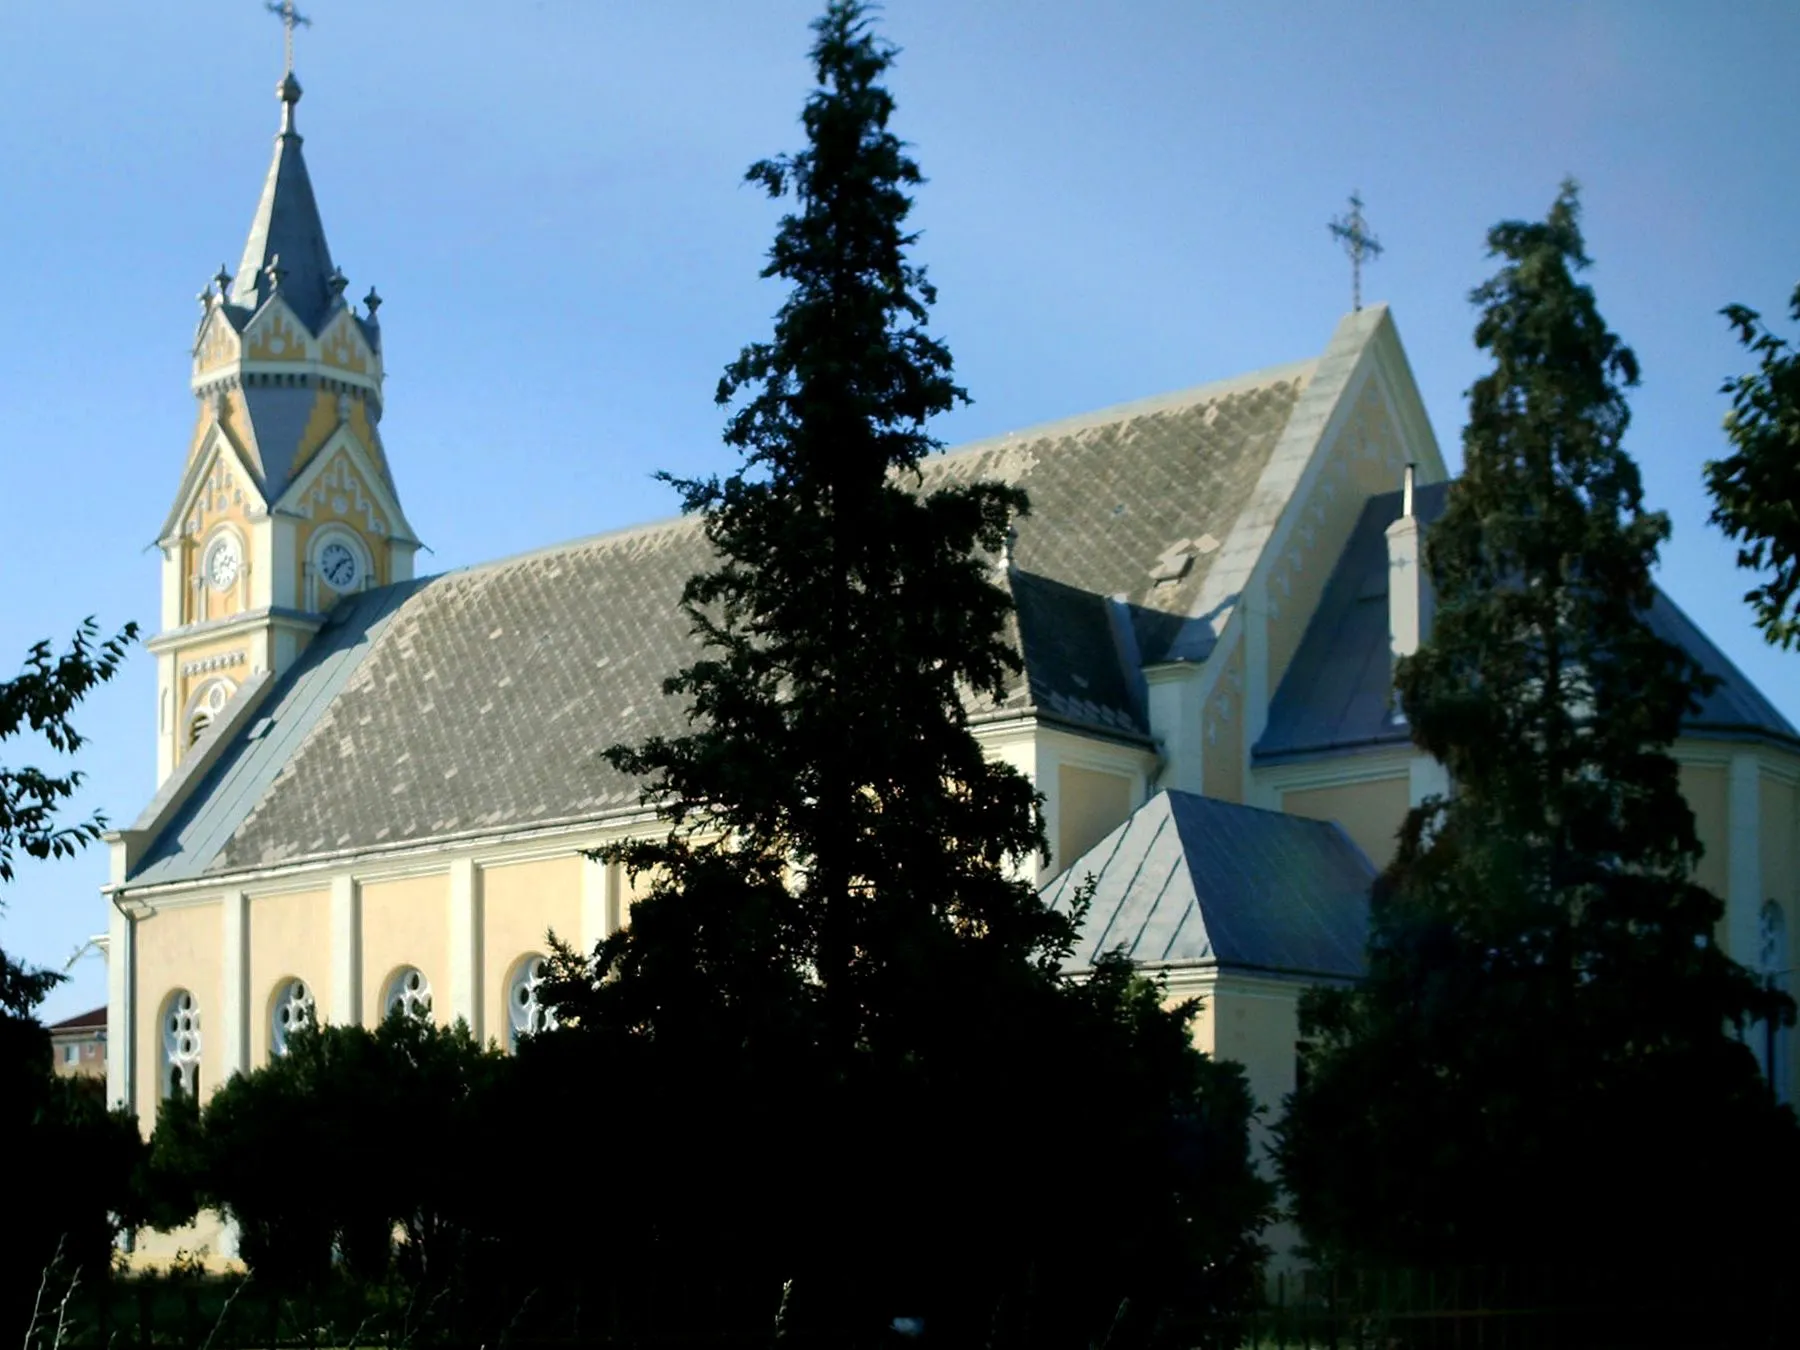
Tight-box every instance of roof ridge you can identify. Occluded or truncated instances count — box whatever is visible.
[936,358,1319,465]
[385,358,1324,596]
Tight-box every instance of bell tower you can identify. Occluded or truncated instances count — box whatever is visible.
[147,52,420,784]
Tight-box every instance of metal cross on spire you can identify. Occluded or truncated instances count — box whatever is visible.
[265,1,312,75]
[1328,190,1384,312]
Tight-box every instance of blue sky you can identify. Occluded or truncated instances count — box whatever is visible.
[2,1,1796,1023]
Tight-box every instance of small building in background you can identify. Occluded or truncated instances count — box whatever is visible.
[48,1006,107,1079]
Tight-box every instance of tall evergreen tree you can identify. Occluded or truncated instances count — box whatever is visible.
[543,4,1269,1343]
[1278,185,1798,1284]
[1706,283,1800,649]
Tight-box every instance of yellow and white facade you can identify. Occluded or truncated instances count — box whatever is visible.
[104,54,1798,1273]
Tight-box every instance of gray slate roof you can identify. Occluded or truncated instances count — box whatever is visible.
[1042,789,1375,979]
[227,84,338,333]
[1256,482,1800,763]
[129,362,1315,886]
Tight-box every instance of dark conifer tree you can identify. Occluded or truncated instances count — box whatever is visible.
[542,4,1269,1343]
[1279,185,1799,1294]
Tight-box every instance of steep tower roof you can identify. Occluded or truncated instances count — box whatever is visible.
[226,73,338,334]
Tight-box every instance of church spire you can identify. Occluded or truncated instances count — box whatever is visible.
[228,69,337,332]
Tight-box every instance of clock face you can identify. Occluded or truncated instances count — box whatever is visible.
[205,535,241,592]
[319,541,360,591]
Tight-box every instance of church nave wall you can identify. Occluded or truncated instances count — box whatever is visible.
[360,873,451,1029]
[1280,774,1409,871]
[480,855,583,1046]
[133,900,222,1128]
[246,887,331,1067]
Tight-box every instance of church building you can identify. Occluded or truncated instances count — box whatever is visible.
[105,59,1798,1253]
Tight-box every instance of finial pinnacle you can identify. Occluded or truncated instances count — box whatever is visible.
[328,266,349,299]
[214,264,234,297]
[264,253,287,292]
[363,286,382,318]
[278,71,303,133]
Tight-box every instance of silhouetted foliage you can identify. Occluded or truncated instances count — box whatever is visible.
[148,1013,519,1295]
[0,619,139,1329]
[537,3,1269,1344]
[1707,282,1800,648]
[1278,185,1800,1297]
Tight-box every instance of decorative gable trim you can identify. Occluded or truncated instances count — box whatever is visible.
[156,428,267,547]
[272,425,419,547]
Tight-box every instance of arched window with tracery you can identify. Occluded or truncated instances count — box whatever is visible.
[270,979,315,1057]
[185,677,237,747]
[1758,900,1791,1105]
[506,954,556,1051]
[161,989,201,1099]
[383,966,433,1023]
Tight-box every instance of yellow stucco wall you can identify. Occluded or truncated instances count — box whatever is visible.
[320,312,373,375]
[1203,646,1245,804]
[1680,763,1730,905]
[1760,772,1797,919]
[1057,764,1133,871]
[1763,772,1799,1098]
[1282,775,1408,870]
[173,633,250,747]
[361,873,449,1026]
[481,855,583,1045]
[1267,384,1410,694]
[246,887,331,1067]
[244,307,304,363]
[292,449,390,600]
[134,901,222,1126]
[1209,976,1304,1163]
[178,451,256,627]
[193,311,241,378]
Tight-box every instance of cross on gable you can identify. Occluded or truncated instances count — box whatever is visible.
[1328,191,1384,313]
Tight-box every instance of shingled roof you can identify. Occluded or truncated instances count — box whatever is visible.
[1043,790,1375,979]
[1257,482,1800,764]
[127,360,1316,887]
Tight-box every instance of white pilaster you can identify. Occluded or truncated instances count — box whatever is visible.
[155,651,178,786]
[329,875,361,1025]
[1728,753,1762,964]
[449,858,481,1036]
[1408,754,1449,808]
[1145,662,1205,794]
[221,890,249,1077]
[106,902,134,1112]
[580,853,613,955]
[1242,587,1270,777]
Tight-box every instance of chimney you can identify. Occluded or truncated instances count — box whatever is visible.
[1385,463,1429,665]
